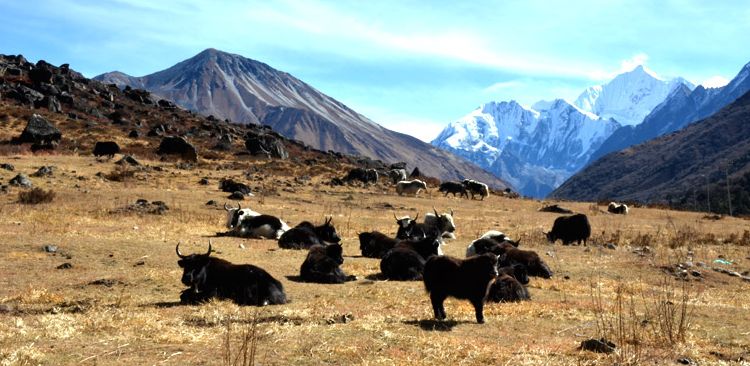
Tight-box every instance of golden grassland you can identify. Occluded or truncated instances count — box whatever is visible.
[0,154,749,365]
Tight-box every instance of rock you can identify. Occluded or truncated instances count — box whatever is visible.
[17,114,61,149]
[29,65,53,84]
[157,136,198,162]
[0,163,14,171]
[128,130,140,138]
[579,338,616,353]
[677,357,695,365]
[9,174,32,188]
[245,134,288,159]
[115,155,140,166]
[88,278,123,287]
[605,243,617,250]
[409,167,422,178]
[228,191,245,200]
[57,262,73,269]
[31,166,55,177]
[198,178,209,185]
[134,260,146,266]
[0,304,14,314]
[690,270,702,277]
[43,244,58,253]
[205,200,218,206]
[35,96,61,113]
[0,185,8,194]
[389,162,407,170]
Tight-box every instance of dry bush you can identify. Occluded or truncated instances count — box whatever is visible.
[223,313,260,366]
[642,277,694,345]
[18,188,56,204]
[104,166,136,182]
[591,282,645,365]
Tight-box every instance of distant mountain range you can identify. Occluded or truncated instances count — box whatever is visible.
[587,61,750,165]
[431,65,690,197]
[95,49,509,188]
[550,89,750,215]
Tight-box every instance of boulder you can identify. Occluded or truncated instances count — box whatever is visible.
[31,166,55,177]
[157,136,198,162]
[9,174,32,188]
[245,134,288,159]
[17,114,61,149]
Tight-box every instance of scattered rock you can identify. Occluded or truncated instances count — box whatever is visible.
[677,357,695,365]
[238,243,246,250]
[88,279,123,287]
[690,270,702,277]
[57,262,73,270]
[111,199,169,215]
[579,338,616,353]
[0,163,14,171]
[198,178,209,185]
[245,133,288,159]
[30,165,55,177]
[9,174,32,188]
[206,200,218,206]
[115,155,141,166]
[43,244,58,253]
[16,114,61,149]
[134,260,146,266]
[326,313,354,325]
[605,243,617,250]
[0,304,14,314]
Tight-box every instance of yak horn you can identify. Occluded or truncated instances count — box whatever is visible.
[413,212,419,222]
[206,240,213,256]
[224,202,231,211]
[237,202,242,210]
[176,241,187,258]
[393,213,399,221]
[433,207,439,217]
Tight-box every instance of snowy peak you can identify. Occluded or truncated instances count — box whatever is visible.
[574,65,695,126]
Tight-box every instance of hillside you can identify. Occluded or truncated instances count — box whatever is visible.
[94,49,510,189]
[550,90,750,214]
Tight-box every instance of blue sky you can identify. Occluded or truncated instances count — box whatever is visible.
[2,0,749,141]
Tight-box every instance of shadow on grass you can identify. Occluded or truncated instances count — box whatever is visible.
[402,319,470,332]
[144,301,184,308]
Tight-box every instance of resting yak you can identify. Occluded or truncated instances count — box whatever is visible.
[176,242,287,306]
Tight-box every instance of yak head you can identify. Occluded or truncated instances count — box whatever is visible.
[394,213,418,240]
[544,230,557,243]
[433,207,456,234]
[325,243,345,265]
[176,241,213,288]
[316,217,341,244]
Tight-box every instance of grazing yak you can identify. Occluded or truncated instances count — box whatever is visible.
[176,242,287,306]
[423,253,499,324]
[462,179,489,200]
[278,217,341,249]
[546,213,591,246]
[300,244,356,284]
[465,231,519,257]
[608,202,629,215]
[438,181,468,198]
[395,179,427,196]
[388,169,407,184]
[359,231,399,258]
[344,168,378,184]
[92,141,120,158]
[224,202,261,229]
[380,236,441,281]
[487,263,531,303]
[226,214,290,239]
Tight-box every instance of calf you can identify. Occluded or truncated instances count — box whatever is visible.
[395,179,427,196]
[228,214,289,239]
[546,213,591,246]
[176,242,287,306]
[423,253,498,323]
[278,217,341,249]
[359,231,399,258]
[300,244,356,283]
[462,179,489,200]
[439,181,468,198]
[608,202,629,215]
[93,141,120,158]
[380,236,441,281]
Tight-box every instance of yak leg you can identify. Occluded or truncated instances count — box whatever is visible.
[430,293,447,320]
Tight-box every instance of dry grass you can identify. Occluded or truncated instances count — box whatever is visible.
[0,154,749,365]
[17,188,56,204]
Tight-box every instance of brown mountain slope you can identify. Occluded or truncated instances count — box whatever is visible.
[94,49,510,189]
[550,91,750,214]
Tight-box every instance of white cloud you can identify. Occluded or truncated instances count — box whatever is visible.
[700,75,730,88]
[354,105,446,142]
[483,80,522,93]
[619,53,649,72]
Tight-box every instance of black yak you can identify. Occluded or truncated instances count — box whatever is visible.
[438,181,468,198]
[300,244,356,284]
[379,236,441,281]
[176,242,287,306]
[546,213,591,246]
[423,253,498,323]
[92,141,120,158]
[278,217,341,249]
[487,263,530,303]
[359,231,399,258]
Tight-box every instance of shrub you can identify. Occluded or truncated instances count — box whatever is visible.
[18,188,56,204]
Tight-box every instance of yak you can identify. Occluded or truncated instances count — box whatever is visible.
[546,213,591,246]
[278,217,341,249]
[176,242,287,306]
[300,244,356,284]
[379,236,441,281]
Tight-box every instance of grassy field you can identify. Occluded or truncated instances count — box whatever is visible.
[1,154,749,365]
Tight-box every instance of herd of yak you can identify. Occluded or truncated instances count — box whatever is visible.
[174,193,619,323]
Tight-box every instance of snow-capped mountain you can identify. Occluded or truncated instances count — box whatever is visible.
[432,65,693,197]
[574,65,694,126]
[433,99,620,197]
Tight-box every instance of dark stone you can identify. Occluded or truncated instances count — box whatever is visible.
[389,162,407,170]
[57,262,73,270]
[205,200,218,206]
[228,191,245,200]
[115,155,141,166]
[198,178,209,185]
[34,96,61,113]
[58,91,74,104]
[9,174,32,188]
[17,114,61,149]
[409,167,422,178]
[31,166,55,177]
[157,136,198,162]
[128,130,140,138]
[245,134,288,159]
[579,338,616,353]
[157,99,176,110]
[29,66,53,84]
[43,244,58,253]
[0,163,14,171]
